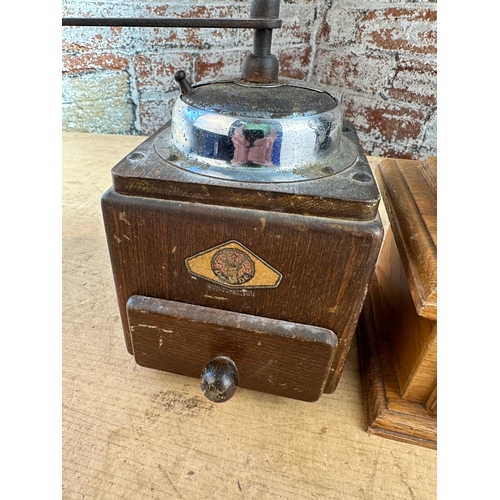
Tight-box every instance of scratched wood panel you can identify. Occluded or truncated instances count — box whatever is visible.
[127,296,337,401]
[62,133,437,500]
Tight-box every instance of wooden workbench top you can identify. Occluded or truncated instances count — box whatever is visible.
[62,132,436,499]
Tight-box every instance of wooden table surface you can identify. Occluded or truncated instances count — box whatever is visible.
[62,132,436,500]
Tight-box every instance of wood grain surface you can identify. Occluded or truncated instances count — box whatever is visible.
[101,183,382,396]
[374,158,437,403]
[375,159,437,320]
[111,122,382,221]
[357,277,437,449]
[375,227,437,403]
[63,132,436,499]
[127,296,337,402]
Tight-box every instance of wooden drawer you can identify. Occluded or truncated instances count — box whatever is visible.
[127,295,338,402]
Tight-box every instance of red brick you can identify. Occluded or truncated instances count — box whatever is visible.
[137,28,179,48]
[274,3,314,47]
[139,97,178,136]
[359,8,437,55]
[278,46,312,80]
[343,94,427,144]
[277,18,311,46]
[179,5,237,19]
[314,49,394,95]
[145,4,170,17]
[62,52,129,74]
[180,5,240,49]
[134,26,238,51]
[143,4,242,50]
[194,51,247,82]
[62,26,133,53]
[388,57,436,107]
[369,142,417,160]
[61,0,436,160]
[134,52,193,93]
[318,8,362,45]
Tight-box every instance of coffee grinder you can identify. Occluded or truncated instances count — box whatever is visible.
[63,0,383,403]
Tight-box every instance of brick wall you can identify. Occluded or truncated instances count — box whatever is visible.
[62,0,436,159]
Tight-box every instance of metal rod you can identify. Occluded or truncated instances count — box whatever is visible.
[240,0,280,83]
[62,17,282,29]
[250,0,280,56]
[253,29,273,56]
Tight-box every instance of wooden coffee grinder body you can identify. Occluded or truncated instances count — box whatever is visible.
[102,122,383,402]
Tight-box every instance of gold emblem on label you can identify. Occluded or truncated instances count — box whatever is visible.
[185,240,282,289]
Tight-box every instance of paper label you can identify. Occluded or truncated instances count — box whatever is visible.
[185,240,282,289]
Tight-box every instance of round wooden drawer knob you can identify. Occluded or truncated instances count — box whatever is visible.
[200,356,239,403]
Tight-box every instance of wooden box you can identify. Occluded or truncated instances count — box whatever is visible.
[357,157,437,448]
[102,122,384,402]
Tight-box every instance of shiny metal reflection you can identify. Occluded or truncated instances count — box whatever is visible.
[155,79,357,183]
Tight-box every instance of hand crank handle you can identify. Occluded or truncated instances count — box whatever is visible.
[61,17,282,29]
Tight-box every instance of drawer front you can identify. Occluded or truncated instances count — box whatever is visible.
[127,295,337,402]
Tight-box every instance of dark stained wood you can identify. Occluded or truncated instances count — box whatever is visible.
[127,295,337,401]
[357,277,437,449]
[101,189,383,397]
[101,124,384,401]
[111,123,382,222]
